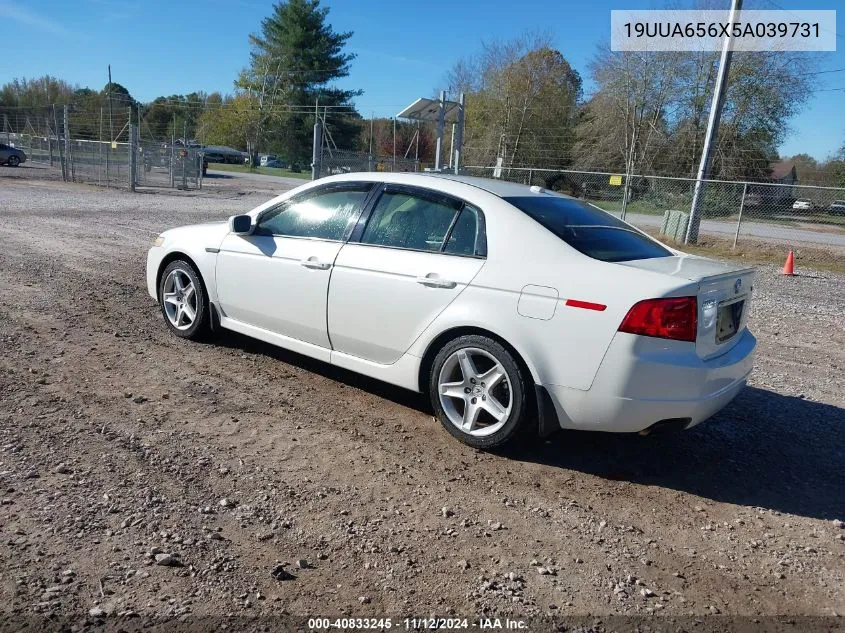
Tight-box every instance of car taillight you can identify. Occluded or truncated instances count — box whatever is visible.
[618,297,698,342]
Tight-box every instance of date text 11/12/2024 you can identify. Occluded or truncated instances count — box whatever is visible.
[307,617,528,630]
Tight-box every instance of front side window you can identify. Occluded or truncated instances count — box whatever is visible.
[256,185,371,240]
[504,195,672,262]
[361,190,460,252]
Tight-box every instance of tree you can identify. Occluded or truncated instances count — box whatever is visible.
[0,76,76,136]
[826,143,845,188]
[196,94,255,149]
[575,25,816,180]
[236,0,361,161]
[140,93,212,142]
[574,49,681,175]
[446,33,582,169]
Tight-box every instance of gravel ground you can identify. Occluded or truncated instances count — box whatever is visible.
[0,171,843,627]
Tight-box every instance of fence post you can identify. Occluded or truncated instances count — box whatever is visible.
[54,106,65,181]
[182,121,188,190]
[63,105,72,182]
[128,121,136,192]
[733,182,748,249]
[311,121,323,180]
[98,108,103,186]
[620,172,631,221]
[170,126,175,188]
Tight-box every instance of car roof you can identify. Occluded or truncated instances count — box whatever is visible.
[329,171,565,200]
[419,173,545,197]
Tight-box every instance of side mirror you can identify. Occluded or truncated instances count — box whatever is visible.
[228,214,253,235]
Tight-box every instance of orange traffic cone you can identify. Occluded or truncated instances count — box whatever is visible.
[781,250,795,276]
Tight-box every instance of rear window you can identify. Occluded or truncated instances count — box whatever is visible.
[504,195,672,263]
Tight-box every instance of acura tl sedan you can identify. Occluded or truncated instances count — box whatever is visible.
[147,173,755,448]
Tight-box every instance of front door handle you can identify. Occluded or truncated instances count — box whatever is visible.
[301,257,331,270]
[416,275,457,289]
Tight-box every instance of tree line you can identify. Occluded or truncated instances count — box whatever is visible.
[447,32,844,186]
[2,0,843,185]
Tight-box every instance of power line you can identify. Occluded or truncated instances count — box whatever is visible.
[761,0,844,41]
[808,67,845,75]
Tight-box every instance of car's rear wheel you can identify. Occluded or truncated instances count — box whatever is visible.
[430,335,527,449]
[7,156,20,167]
[158,260,208,340]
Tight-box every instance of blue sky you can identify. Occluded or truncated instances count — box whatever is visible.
[0,0,842,159]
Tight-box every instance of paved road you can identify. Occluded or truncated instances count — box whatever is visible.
[619,211,845,250]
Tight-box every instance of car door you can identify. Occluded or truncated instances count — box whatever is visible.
[0,144,9,161]
[215,182,374,351]
[328,184,486,364]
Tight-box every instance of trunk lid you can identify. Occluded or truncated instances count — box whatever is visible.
[618,255,755,359]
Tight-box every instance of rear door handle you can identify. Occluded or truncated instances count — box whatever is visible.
[416,275,456,289]
[301,257,331,270]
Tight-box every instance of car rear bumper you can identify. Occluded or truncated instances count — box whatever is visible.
[546,329,756,433]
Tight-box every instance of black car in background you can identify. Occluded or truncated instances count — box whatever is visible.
[0,143,27,167]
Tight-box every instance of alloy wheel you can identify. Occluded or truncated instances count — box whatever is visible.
[437,347,513,437]
[162,268,198,331]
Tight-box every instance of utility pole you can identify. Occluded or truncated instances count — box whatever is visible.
[107,65,113,185]
[453,92,465,175]
[685,0,743,244]
[434,90,446,171]
[392,117,396,172]
[107,65,114,146]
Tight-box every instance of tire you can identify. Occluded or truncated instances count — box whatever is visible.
[429,334,527,449]
[7,155,20,167]
[158,260,209,340]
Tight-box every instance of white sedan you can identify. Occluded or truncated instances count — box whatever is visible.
[146,173,756,448]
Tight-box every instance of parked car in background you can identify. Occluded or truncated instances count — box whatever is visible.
[828,200,845,216]
[203,151,227,164]
[0,143,27,167]
[146,173,756,449]
[792,198,814,212]
[259,154,278,167]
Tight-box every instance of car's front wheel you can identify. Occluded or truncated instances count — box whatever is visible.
[158,260,208,340]
[7,155,20,167]
[430,335,527,449]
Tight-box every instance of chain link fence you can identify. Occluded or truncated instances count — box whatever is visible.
[4,108,203,191]
[463,166,845,265]
[317,148,421,178]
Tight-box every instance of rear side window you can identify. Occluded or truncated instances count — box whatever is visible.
[504,195,671,262]
[444,206,480,256]
[362,191,459,252]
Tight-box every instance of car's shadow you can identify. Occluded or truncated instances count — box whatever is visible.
[212,331,845,521]
[202,173,234,179]
[503,387,845,521]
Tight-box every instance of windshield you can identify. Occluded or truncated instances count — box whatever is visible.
[504,195,672,263]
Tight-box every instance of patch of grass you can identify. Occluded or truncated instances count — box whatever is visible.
[208,162,311,179]
[644,230,845,274]
[590,199,666,216]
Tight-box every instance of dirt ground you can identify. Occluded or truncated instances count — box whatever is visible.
[0,166,843,628]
